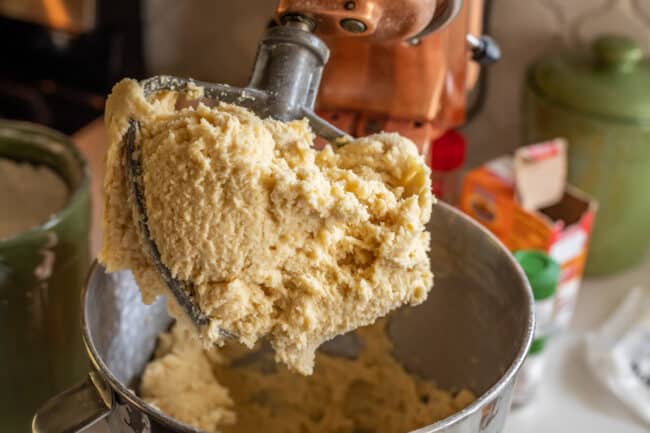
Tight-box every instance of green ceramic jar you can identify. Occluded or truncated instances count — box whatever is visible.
[523,35,650,276]
[0,120,91,432]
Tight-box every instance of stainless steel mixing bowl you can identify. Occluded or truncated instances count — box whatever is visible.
[32,202,534,433]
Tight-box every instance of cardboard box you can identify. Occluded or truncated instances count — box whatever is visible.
[459,139,597,331]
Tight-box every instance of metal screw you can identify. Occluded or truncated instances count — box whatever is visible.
[466,34,481,50]
[340,18,367,33]
[407,37,421,46]
[466,34,501,64]
[344,1,356,10]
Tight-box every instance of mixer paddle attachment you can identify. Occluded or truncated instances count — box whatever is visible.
[121,22,350,332]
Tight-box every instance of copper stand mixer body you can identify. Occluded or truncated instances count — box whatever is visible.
[278,0,487,152]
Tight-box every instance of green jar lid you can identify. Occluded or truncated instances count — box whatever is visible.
[528,34,650,124]
[529,337,548,355]
[514,250,560,300]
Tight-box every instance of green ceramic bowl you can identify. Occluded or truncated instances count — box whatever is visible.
[0,120,91,432]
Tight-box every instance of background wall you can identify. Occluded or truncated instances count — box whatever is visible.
[143,0,275,86]
[143,0,650,166]
[462,0,650,166]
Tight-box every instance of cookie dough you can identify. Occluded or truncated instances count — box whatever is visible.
[140,325,236,432]
[141,321,475,433]
[100,79,434,374]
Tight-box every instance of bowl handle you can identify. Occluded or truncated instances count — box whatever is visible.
[32,371,113,433]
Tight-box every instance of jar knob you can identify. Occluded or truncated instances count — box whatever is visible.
[593,35,643,72]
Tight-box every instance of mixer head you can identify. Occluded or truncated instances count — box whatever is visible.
[122,22,350,330]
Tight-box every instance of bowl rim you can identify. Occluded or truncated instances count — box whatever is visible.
[81,201,535,433]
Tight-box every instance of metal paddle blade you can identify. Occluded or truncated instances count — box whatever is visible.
[122,119,209,328]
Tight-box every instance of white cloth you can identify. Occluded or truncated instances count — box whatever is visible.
[585,286,650,425]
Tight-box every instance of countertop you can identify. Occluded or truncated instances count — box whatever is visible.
[504,260,650,433]
[74,120,649,433]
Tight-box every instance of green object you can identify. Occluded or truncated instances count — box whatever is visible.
[514,250,559,300]
[0,120,91,432]
[523,34,650,275]
[528,35,650,123]
[529,337,547,355]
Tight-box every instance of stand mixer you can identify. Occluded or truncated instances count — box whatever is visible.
[32,3,531,433]
[121,0,499,331]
